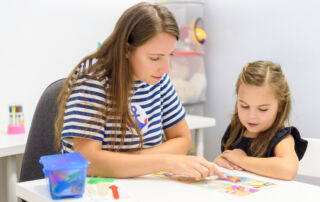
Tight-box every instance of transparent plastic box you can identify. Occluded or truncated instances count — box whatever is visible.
[39,152,89,200]
[169,55,206,104]
[160,0,207,104]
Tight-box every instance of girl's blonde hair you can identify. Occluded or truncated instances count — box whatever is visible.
[54,2,179,152]
[223,61,291,157]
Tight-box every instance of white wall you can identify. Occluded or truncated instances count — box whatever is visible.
[204,0,320,159]
[0,0,151,132]
[1,0,319,161]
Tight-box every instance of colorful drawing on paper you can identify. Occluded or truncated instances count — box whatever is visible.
[153,171,277,196]
[152,170,199,184]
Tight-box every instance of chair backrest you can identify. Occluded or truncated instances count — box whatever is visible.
[297,137,320,177]
[19,78,66,182]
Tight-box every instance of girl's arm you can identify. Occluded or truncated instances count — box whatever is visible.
[221,135,299,180]
[73,137,224,179]
[214,155,243,171]
[132,118,191,155]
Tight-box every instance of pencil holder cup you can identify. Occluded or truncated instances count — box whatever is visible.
[39,152,89,200]
[7,105,25,135]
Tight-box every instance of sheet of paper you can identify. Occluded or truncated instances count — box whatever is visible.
[153,171,277,196]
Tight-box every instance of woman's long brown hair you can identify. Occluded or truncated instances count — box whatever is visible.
[223,61,291,157]
[54,2,179,152]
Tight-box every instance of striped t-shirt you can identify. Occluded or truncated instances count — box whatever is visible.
[61,59,186,153]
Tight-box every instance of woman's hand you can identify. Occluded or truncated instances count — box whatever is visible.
[165,155,226,181]
[214,154,243,171]
[220,149,247,166]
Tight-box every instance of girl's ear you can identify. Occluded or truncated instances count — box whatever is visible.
[278,102,282,112]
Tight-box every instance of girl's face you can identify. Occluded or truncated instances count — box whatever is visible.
[237,83,279,138]
[127,32,176,85]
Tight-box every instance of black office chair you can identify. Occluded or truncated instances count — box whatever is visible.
[19,78,66,182]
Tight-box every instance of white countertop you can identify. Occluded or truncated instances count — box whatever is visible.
[16,165,320,202]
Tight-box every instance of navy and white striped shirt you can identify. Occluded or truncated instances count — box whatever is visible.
[61,59,186,152]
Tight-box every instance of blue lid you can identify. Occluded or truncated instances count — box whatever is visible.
[39,152,89,171]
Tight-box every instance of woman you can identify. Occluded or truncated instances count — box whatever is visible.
[55,2,223,180]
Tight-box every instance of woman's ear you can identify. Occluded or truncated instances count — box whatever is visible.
[125,43,131,58]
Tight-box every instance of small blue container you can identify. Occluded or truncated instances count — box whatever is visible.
[39,152,89,200]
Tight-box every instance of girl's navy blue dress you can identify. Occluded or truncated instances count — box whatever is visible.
[221,126,308,160]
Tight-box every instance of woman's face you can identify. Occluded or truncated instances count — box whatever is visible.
[127,32,176,85]
[237,83,279,138]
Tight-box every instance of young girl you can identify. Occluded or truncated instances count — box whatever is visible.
[54,2,223,180]
[214,61,308,180]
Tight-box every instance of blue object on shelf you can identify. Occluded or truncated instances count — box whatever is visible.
[39,152,89,200]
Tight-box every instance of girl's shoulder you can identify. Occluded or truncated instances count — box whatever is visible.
[273,126,301,141]
[267,126,308,160]
[276,126,300,138]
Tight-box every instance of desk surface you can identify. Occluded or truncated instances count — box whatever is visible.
[185,114,216,130]
[0,121,29,157]
[16,166,320,202]
[0,134,28,157]
[0,115,214,158]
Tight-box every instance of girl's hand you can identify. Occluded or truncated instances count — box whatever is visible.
[220,149,247,166]
[214,155,243,171]
[165,155,226,181]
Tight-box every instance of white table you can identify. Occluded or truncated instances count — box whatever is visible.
[16,165,320,202]
[185,114,216,156]
[0,115,214,202]
[0,132,28,202]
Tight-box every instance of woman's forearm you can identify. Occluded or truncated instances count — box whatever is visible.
[73,138,167,178]
[85,150,167,178]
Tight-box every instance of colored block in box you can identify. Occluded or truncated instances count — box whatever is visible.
[39,152,89,200]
